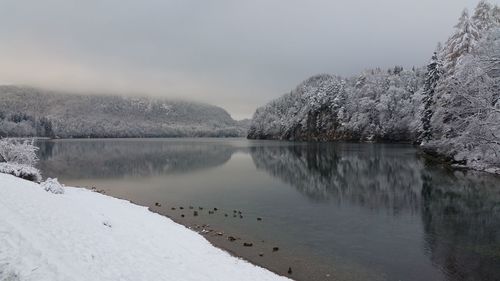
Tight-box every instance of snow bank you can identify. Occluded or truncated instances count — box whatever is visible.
[0,174,290,281]
[40,178,65,194]
[0,163,41,182]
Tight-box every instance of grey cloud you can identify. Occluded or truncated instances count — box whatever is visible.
[0,0,496,119]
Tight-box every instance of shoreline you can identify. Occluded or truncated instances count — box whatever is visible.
[93,189,332,281]
[148,205,328,281]
[0,173,290,281]
[99,188,381,281]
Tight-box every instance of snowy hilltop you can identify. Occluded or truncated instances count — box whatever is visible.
[248,1,500,174]
[0,86,246,138]
[0,173,290,281]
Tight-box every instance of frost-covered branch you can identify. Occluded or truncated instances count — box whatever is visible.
[0,138,41,181]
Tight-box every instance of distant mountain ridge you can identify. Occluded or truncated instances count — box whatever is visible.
[0,85,246,138]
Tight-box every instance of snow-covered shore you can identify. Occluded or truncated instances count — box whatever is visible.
[0,173,290,281]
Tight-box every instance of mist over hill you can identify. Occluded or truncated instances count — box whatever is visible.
[0,86,246,138]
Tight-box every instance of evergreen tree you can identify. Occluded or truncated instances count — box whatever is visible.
[472,0,494,31]
[421,51,443,142]
[393,65,404,75]
[492,5,500,25]
[37,117,55,138]
[442,9,480,74]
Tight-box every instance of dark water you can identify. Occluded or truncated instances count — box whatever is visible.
[36,138,500,281]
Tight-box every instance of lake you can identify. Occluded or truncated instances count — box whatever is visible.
[36,138,500,281]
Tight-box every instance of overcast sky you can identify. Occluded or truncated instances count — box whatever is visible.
[0,0,497,119]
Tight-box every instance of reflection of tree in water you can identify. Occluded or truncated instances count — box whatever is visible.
[421,168,500,281]
[250,143,423,213]
[36,140,234,180]
[251,143,500,279]
[37,139,500,280]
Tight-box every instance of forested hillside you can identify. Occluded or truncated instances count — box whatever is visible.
[249,69,424,142]
[0,86,246,138]
[248,0,500,173]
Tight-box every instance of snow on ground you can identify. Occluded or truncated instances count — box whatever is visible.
[0,174,290,281]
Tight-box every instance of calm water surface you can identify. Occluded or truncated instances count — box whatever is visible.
[36,138,500,281]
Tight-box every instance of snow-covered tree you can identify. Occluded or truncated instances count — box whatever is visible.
[421,50,443,142]
[472,0,494,31]
[0,138,39,167]
[491,5,500,25]
[0,138,41,181]
[442,9,481,74]
[248,68,424,142]
[426,27,500,172]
